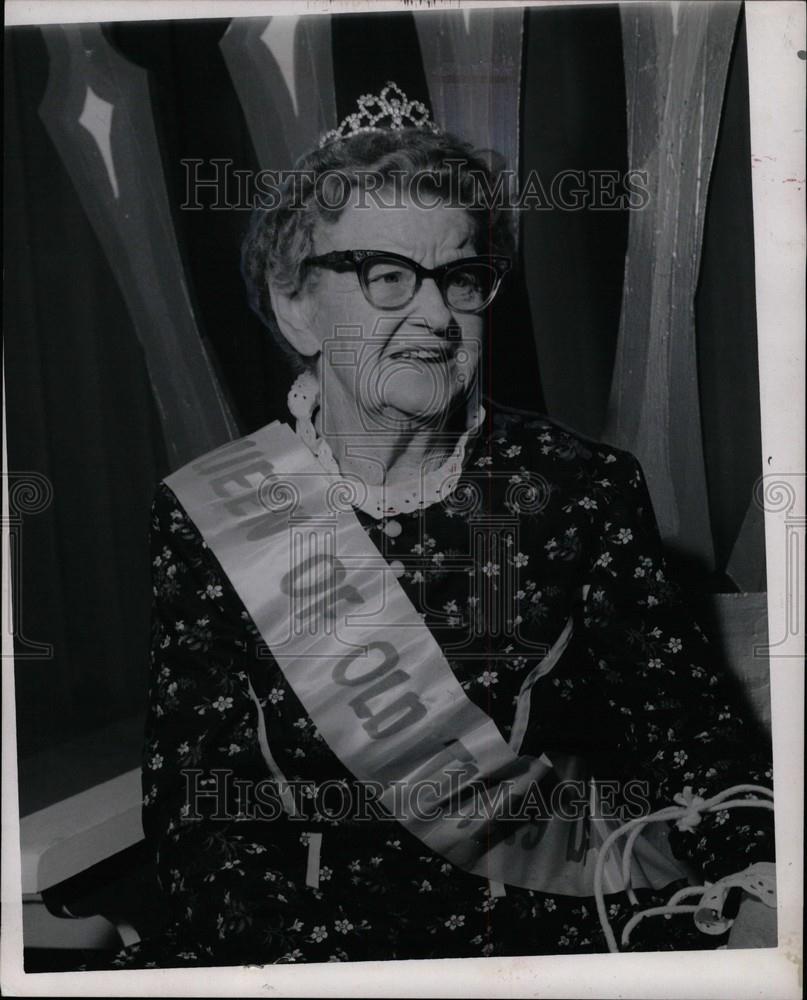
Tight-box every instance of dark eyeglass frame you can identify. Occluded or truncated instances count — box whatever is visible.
[301,249,512,314]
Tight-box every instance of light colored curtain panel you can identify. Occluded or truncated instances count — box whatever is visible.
[413,7,524,190]
[38,25,239,471]
[604,1,741,572]
[703,592,771,735]
[725,496,767,592]
[220,16,338,172]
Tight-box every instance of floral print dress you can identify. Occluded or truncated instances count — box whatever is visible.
[116,404,773,967]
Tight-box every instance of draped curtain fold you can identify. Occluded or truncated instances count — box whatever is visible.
[39,23,239,471]
[604,1,741,576]
[219,15,337,173]
[413,8,524,182]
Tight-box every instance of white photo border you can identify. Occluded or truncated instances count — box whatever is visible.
[2,1,803,996]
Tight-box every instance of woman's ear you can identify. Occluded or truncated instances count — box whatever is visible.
[269,282,321,358]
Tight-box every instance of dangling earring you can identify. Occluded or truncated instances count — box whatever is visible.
[287,370,319,419]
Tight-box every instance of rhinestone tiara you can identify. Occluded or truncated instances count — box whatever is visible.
[319,81,440,148]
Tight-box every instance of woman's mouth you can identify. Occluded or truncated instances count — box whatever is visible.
[389,347,452,363]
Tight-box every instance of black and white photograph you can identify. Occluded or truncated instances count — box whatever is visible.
[2,0,803,995]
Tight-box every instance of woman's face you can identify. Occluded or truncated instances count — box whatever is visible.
[297,193,484,431]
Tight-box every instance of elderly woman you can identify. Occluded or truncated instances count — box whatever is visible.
[132,90,774,967]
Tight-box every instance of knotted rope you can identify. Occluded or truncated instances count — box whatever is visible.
[593,784,775,952]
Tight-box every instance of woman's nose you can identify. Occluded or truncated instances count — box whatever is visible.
[409,277,453,334]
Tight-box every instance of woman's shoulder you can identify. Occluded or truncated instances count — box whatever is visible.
[151,478,196,532]
[149,479,215,570]
[484,398,641,486]
[149,478,261,638]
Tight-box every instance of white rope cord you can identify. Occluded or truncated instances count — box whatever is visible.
[620,904,700,947]
[593,806,681,953]
[666,884,710,908]
[593,784,774,953]
[618,787,773,891]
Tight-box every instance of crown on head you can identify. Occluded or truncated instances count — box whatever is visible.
[319,81,440,148]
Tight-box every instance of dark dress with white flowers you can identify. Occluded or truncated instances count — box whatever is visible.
[119,405,773,967]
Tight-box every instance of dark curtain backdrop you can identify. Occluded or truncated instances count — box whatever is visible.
[521,5,628,440]
[6,7,761,761]
[5,26,168,758]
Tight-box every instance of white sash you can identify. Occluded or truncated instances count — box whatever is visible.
[166,421,687,896]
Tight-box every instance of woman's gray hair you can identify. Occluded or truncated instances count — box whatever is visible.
[241,128,515,372]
